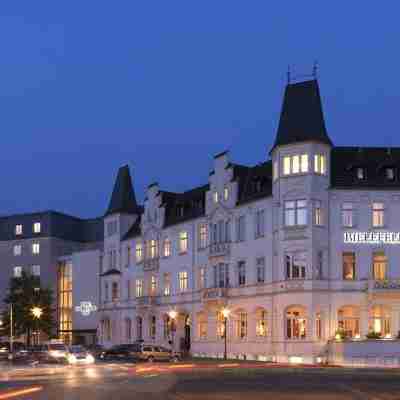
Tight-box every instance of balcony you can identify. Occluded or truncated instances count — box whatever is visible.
[368,279,400,294]
[208,242,230,258]
[143,257,159,271]
[136,296,159,308]
[202,287,228,303]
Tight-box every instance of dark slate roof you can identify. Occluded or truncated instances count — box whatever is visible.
[105,165,141,216]
[122,214,142,240]
[163,185,209,227]
[0,210,103,242]
[100,268,121,277]
[233,162,273,205]
[271,79,332,152]
[331,147,400,189]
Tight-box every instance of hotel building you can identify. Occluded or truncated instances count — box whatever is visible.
[98,78,400,365]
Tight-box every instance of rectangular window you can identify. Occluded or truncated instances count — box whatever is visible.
[135,243,143,263]
[179,271,188,292]
[126,246,131,267]
[13,244,22,256]
[301,154,309,173]
[104,282,109,301]
[357,167,365,180]
[316,313,322,340]
[343,252,356,280]
[32,243,40,255]
[238,261,246,286]
[149,239,158,259]
[163,238,171,257]
[224,187,229,201]
[256,257,265,283]
[292,155,300,174]
[107,220,118,236]
[283,156,291,175]
[213,263,229,288]
[342,203,354,227]
[255,209,265,238]
[126,279,131,300]
[285,200,307,226]
[237,216,246,242]
[213,191,219,203]
[286,253,306,279]
[373,252,387,280]
[314,200,323,226]
[13,266,22,278]
[15,225,22,235]
[33,222,41,233]
[111,282,119,301]
[256,310,267,337]
[179,231,188,253]
[31,265,40,276]
[199,224,207,249]
[235,312,247,339]
[163,273,171,296]
[273,160,278,181]
[135,279,143,297]
[372,202,384,227]
[150,275,157,295]
[386,168,395,181]
[314,154,326,174]
[199,267,206,289]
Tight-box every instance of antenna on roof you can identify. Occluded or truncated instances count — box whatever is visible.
[312,60,318,79]
[287,65,291,84]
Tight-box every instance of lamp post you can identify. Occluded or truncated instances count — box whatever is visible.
[221,307,230,360]
[31,307,43,345]
[168,310,178,353]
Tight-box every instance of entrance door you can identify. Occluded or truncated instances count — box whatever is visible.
[184,315,191,352]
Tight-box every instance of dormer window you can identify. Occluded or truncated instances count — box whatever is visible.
[356,167,365,180]
[223,187,229,201]
[273,160,278,181]
[385,167,395,181]
[283,154,308,176]
[176,205,184,217]
[213,191,219,203]
[314,154,326,175]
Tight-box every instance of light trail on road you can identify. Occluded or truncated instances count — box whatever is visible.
[0,385,43,399]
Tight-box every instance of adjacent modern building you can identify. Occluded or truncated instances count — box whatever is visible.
[97,78,400,365]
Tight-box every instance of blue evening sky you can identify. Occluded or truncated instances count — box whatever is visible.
[1,1,399,217]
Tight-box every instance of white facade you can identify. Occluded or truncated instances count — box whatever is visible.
[97,79,400,364]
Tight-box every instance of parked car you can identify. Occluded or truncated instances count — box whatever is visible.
[134,344,180,363]
[66,345,95,365]
[99,344,138,361]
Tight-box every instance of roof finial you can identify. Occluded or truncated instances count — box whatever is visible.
[287,65,291,84]
[312,60,318,79]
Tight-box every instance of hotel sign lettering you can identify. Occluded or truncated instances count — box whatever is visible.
[75,301,97,316]
[344,231,400,245]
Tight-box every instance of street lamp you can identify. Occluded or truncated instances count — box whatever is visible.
[31,307,43,345]
[221,307,230,360]
[168,310,178,352]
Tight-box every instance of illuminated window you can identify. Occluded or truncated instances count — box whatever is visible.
[15,225,22,235]
[284,200,307,226]
[199,224,207,249]
[256,310,267,337]
[216,311,226,339]
[13,244,22,256]
[301,154,308,173]
[369,305,391,337]
[31,265,40,276]
[33,222,41,233]
[316,313,322,339]
[13,266,22,277]
[163,238,171,257]
[135,243,143,263]
[163,273,171,296]
[283,155,309,175]
[163,315,171,339]
[286,307,306,340]
[314,200,323,226]
[292,155,300,174]
[256,257,265,283]
[235,312,247,339]
[179,231,188,253]
[149,239,158,259]
[372,202,384,227]
[273,160,278,181]
[150,275,157,295]
[356,167,365,180]
[343,252,356,280]
[285,252,306,280]
[58,261,72,344]
[213,191,219,203]
[179,271,188,292]
[314,154,326,174]
[373,252,387,280]
[385,167,395,181]
[199,267,206,289]
[32,243,40,255]
[223,187,229,201]
[342,203,354,227]
[338,306,359,338]
[283,156,291,175]
[135,279,143,298]
[198,312,207,339]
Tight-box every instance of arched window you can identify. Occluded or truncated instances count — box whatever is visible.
[125,318,132,342]
[369,305,391,337]
[286,306,306,340]
[337,306,360,338]
[197,312,207,340]
[136,316,143,340]
[256,309,267,337]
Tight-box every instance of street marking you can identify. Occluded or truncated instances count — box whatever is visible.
[0,386,43,399]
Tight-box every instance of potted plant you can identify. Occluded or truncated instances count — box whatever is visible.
[366,331,382,339]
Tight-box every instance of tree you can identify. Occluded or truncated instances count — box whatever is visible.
[0,272,55,346]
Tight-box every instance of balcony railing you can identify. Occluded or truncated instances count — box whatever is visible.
[208,242,230,257]
[143,257,159,271]
[370,279,400,290]
[202,287,228,302]
[136,296,159,307]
